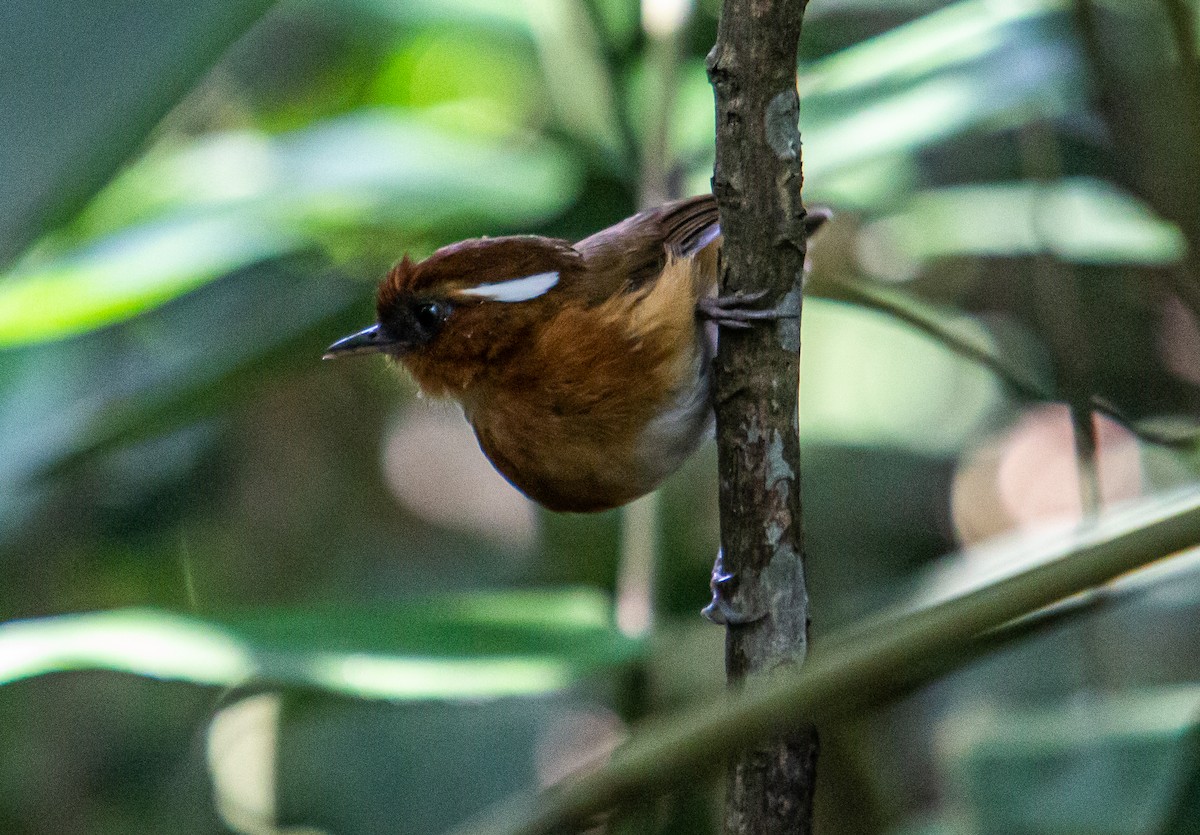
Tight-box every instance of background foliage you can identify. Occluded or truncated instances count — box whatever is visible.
[4,0,1200,832]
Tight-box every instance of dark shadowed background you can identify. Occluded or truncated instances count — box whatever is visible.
[4,0,1200,832]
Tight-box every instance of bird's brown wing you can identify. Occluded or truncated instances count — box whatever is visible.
[571,195,721,304]
[659,193,721,259]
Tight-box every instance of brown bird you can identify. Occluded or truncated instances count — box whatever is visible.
[325,194,824,512]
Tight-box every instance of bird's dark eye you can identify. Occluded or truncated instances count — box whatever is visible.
[412,301,449,333]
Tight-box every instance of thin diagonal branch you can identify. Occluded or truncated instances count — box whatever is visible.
[448,489,1200,835]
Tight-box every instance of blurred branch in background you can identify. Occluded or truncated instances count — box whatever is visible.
[1017,118,1103,517]
[614,0,696,644]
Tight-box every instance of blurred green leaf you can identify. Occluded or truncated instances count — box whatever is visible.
[0,110,580,347]
[324,0,629,165]
[800,297,1002,453]
[681,0,1089,206]
[1158,710,1200,834]
[799,0,1064,100]
[367,29,546,136]
[816,277,1054,401]
[0,214,306,348]
[0,260,355,510]
[942,688,1200,835]
[0,0,277,267]
[802,0,1085,204]
[81,109,581,240]
[327,0,532,31]
[806,0,946,16]
[522,0,627,165]
[866,179,1185,265]
[0,589,641,699]
[259,693,602,835]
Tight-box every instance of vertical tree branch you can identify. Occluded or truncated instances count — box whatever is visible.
[707,0,816,832]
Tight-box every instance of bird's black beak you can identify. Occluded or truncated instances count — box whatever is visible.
[323,324,397,360]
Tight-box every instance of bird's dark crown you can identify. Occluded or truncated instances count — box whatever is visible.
[369,235,587,394]
[376,236,581,308]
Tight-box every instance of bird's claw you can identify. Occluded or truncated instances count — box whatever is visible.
[702,595,763,626]
[697,291,797,330]
[701,553,764,626]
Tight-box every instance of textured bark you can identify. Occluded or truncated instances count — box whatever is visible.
[707,0,818,833]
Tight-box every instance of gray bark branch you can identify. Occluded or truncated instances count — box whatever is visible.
[707,0,817,832]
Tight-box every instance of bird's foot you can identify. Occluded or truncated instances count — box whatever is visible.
[697,290,799,330]
[701,549,765,626]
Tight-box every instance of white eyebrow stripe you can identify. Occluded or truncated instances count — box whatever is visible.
[456,271,560,302]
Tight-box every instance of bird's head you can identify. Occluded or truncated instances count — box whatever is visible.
[324,235,582,396]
